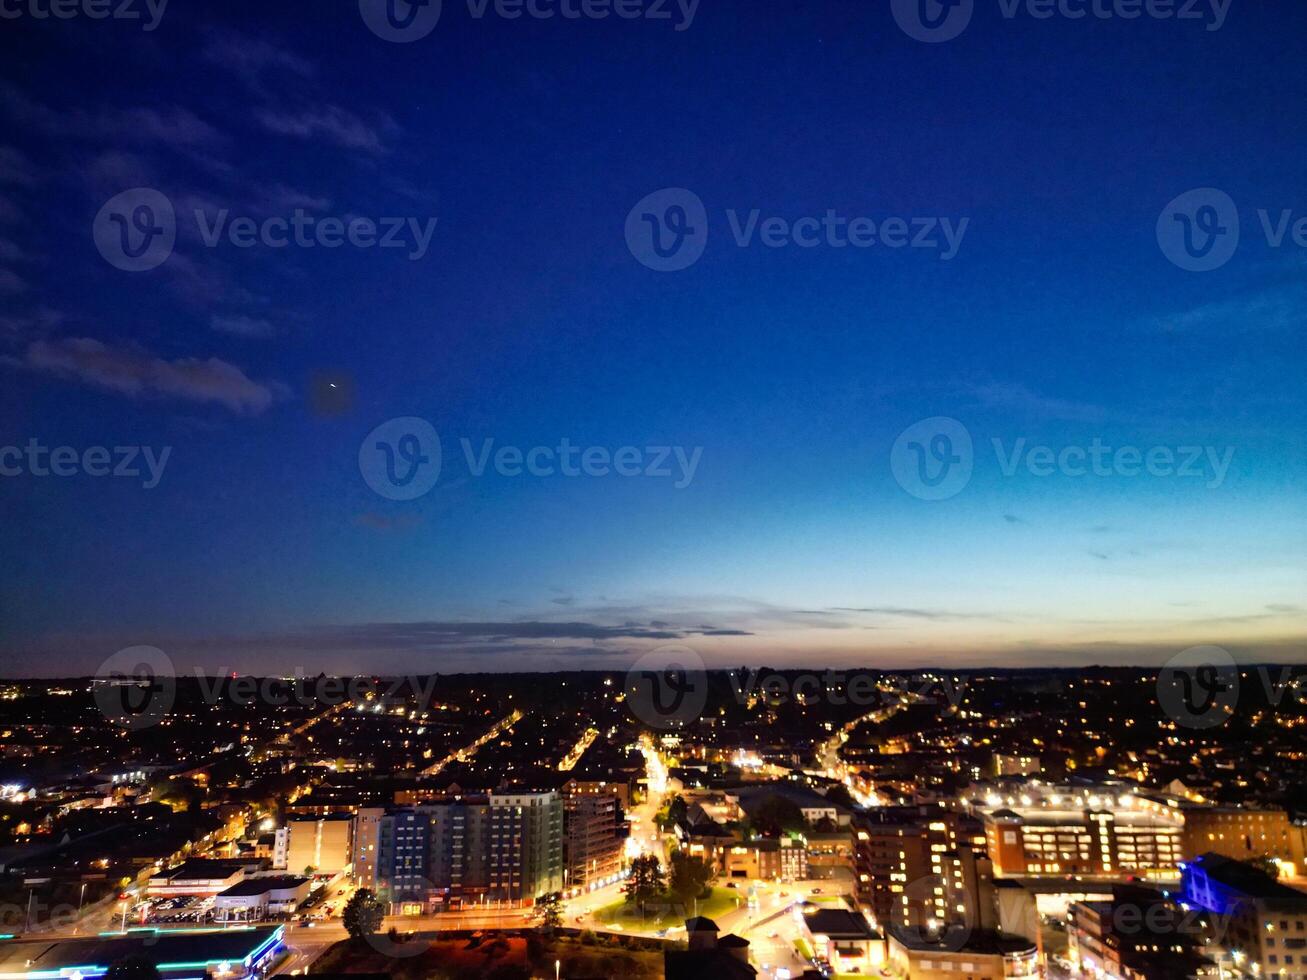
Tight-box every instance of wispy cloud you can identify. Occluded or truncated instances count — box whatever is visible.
[253,105,395,153]
[0,84,225,151]
[202,30,314,95]
[18,337,281,415]
[970,381,1108,424]
[1150,285,1307,334]
[210,314,276,338]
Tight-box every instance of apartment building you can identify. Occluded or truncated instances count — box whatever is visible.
[351,789,564,910]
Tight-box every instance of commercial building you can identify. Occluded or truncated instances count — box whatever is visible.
[0,926,284,979]
[796,905,885,974]
[213,875,313,922]
[276,814,353,874]
[147,858,259,898]
[1181,852,1307,978]
[968,782,1184,879]
[886,930,1040,979]
[353,789,564,910]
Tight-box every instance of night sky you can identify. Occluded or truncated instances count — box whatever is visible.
[1,0,1304,675]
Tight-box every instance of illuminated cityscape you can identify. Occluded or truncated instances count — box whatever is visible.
[2,0,1305,978]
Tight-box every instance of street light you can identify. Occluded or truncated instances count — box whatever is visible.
[74,883,87,934]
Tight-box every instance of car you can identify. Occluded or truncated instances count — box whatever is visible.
[726,882,737,889]
[811,887,822,894]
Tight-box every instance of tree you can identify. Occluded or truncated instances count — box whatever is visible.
[623,854,664,915]
[1249,855,1281,880]
[667,795,689,827]
[750,796,806,837]
[532,891,563,932]
[342,888,385,941]
[668,851,715,911]
[823,785,857,810]
[106,956,161,980]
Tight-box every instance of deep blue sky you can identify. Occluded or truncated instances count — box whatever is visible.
[1,0,1304,674]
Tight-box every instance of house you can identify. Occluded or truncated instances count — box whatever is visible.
[664,917,757,980]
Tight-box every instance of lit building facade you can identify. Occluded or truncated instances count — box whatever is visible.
[352,789,564,910]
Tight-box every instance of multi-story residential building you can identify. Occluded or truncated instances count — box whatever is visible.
[968,781,1184,878]
[563,794,624,893]
[683,835,809,882]
[1068,883,1217,978]
[1181,852,1307,979]
[351,790,564,910]
[563,775,636,810]
[1180,806,1304,871]
[852,806,988,934]
[992,753,1041,777]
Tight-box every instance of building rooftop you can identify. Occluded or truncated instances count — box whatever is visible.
[801,906,881,940]
[1190,853,1307,905]
[152,857,255,881]
[0,926,282,978]
[217,875,310,897]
